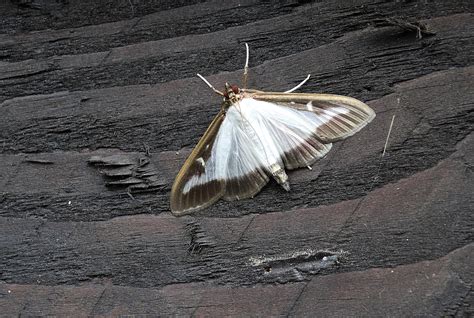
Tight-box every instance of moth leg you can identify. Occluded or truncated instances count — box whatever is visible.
[242,43,250,89]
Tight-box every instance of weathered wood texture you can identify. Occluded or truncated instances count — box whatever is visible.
[1,0,473,316]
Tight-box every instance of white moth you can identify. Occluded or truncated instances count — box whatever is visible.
[170,44,375,215]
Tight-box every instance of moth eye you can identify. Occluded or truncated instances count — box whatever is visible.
[231,85,240,94]
[223,91,229,98]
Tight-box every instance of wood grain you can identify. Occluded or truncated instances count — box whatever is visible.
[0,0,472,316]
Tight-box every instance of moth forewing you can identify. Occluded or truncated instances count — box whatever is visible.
[248,92,376,143]
[170,109,226,215]
[248,92,375,118]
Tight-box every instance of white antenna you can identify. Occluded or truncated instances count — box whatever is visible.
[242,43,250,88]
[244,43,249,75]
[285,74,311,93]
[197,73,224,96]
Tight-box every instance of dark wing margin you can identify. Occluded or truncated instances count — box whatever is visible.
[170,110,226,216]
[223,169,269,201]
[250,92,376,143]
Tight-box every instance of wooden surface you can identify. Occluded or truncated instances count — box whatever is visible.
[1,0,473,316]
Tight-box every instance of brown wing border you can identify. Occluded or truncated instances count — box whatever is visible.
[170,110,226,216]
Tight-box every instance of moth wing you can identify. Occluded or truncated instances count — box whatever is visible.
[170,110,226,216]
[219,106,269,201]
[170,107,270,215]
[250,92,376,143]
[237,97,333,170]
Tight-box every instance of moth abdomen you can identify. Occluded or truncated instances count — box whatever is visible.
[269,163,290,191]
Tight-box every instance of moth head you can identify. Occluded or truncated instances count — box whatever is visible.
[223,83,241,101]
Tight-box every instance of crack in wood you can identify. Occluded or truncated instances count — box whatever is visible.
[185,219,217,254]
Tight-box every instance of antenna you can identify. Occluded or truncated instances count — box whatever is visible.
[196,73,224,96]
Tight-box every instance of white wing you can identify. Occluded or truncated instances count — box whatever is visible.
[251,92,376,143]
[214,106,269,200]
[172,105,269,215]
[235,98,334,170]
[183,97,338,200]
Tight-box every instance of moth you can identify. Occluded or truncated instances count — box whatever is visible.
[170,44,375,215]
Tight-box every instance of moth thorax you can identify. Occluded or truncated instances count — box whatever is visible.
[269,163,290,191]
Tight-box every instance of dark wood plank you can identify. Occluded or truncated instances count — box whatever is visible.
[2,1,472,62]
[0,1,472,316]
[0,244,471,316]
[290,244,473,317]
[0,0,208,33]
[1,10,473,103]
